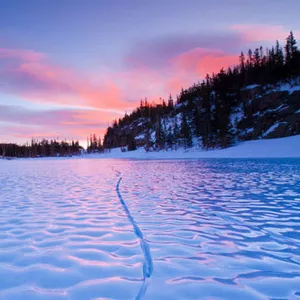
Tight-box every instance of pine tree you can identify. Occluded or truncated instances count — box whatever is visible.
[289,31,297,56]
[127,134,137,151]
[173,116,179,150]
[239,51,245,72]
[155,118,165,149]
[253,48,260,67]
[285,32,297,63]
[192,104,201,137]
[166,125,174,149]
[144,128,151,151]
[168,94,174,110]
[247,49,253,68]
[180,112,192,148]
[275,40,284,66]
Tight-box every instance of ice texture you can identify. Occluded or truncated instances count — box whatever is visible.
[0,158,300,299]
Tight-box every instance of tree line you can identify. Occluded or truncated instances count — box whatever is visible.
[0,139,82,158]
[86,134,105,153]
[103,31,300,150]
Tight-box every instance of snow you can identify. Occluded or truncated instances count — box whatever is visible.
[82,135,300,159]
[262,78,300,94]
[262,122,280,137]
[275,104,288,112]
[135,132,145,140]
[5,135,299,161]
[3,136,299,162]
[230,104,244,129]
[1,157,300,299]
[277,83,300,93]
[242,84,260,90]
[242,79,300,97]
[253,104,290,118]
[150,131,156,142]
[241,127,254,135]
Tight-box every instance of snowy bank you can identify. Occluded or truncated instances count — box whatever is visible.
[87,135,300,159]
[4,135,299,161]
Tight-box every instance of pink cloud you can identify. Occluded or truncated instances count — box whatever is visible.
[3,46,238,114]
[231,24,300,43]
[0,104,120,144]
[14,61,126,110]
[2,24,294,113]
[0,48,45,62]
[195,54,239,77]
[2,23,300,144]
[165,48,239,94]
[0,48,133,111]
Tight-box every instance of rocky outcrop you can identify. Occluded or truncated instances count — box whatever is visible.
[237,88,300,141]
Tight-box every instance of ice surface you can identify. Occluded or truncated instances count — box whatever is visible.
[0,159,300,299]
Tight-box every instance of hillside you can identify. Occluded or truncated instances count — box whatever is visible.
[86,135,300,159]
[102,81,300,151]
[97,32,300,153]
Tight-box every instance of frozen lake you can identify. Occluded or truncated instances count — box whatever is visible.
[0,158,300,300]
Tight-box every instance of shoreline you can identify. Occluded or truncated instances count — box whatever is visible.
[2,135,300,160]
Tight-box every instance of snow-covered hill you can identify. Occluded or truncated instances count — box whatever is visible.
[103,79,300,154]
[87,135,300,159]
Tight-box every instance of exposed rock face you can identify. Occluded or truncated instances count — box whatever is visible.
[237,88,300,141]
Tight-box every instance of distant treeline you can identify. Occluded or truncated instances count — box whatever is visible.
[0,139,82,158]
[86,134,105,153]
[103,31,300,150]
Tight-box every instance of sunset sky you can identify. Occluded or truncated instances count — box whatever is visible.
[1,0,299,146]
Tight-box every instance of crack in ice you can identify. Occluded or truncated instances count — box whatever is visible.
[116,177,153,300]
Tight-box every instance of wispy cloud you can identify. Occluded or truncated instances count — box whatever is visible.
[0,48,45,62]
[124,31,244,70]
[0,104,119,142]
[0,49,129,111]
[231,24,299,43]
[1,24,299,143]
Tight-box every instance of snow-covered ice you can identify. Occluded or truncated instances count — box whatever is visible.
[86,135,300,160]
[0,158,300,299]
